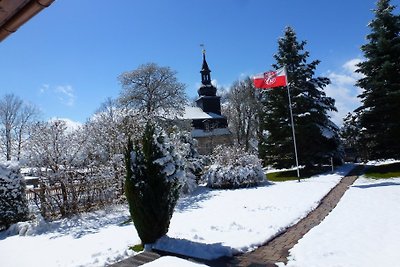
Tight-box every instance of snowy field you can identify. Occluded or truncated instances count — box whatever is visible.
[283,175,400,267]
[0,164,361,266]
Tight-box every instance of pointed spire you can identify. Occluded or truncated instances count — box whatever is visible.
[198,48,217,96]
[200,49,211,85]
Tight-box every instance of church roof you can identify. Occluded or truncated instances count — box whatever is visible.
[201,52,211,73]
[198,50,217,96]
[181,106,224,120]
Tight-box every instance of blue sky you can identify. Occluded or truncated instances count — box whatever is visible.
[0,0,394,125]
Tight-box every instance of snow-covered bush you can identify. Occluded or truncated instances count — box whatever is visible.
[125,122,184,245]
[0,161,29,229]
[170,129,206,194]
[203,146,266,189]
[26,119,125,219]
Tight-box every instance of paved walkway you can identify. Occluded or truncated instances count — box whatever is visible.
[111,251,160,267]
[111,165,364,267]
[225,165,365,267]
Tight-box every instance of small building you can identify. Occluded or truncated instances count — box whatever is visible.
[183,51,232,154]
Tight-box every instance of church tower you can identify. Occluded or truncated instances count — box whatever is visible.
[183,50,231,154]
[196,50,221,115]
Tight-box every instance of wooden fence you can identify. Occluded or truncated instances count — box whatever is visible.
[25,175,124,220]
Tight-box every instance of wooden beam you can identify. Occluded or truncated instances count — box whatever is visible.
[0,0,54,42]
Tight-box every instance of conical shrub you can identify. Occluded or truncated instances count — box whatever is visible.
[124,122,183,244]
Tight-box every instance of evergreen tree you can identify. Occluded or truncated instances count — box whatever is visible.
[0,161,29,230]
[340,112,366,161]
[356,0,400,160]
[124,122,183,245]
[259,27,341,168]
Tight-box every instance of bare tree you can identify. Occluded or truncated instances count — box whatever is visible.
[28,120,81,172]
[0,94,23,160]
[0,94,40,161]
[15,103,40,160]
[27,120,121,218]
[224,77,262,152]
[88,98,123,162]
[87,98,145,161]
[118,63,187,118]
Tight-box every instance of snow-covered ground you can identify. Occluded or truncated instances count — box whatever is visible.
[283,175,400,267]
[4,163,396,267]
[0,206,139,266]
[153,165,353,259]
[142,256,207,267]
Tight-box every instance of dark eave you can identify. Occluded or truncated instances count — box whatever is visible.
[0,0,54,42]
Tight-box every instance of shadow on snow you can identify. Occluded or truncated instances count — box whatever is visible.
[352,181,400,189]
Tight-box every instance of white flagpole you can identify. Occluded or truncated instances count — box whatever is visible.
[284,66,300,180]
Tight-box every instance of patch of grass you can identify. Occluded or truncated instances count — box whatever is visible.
[267,170,300,182]
[267,166,331,182]
[129,244,143,252]
[364,162,400,179]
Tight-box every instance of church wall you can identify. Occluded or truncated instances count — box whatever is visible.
[194,134,233,155]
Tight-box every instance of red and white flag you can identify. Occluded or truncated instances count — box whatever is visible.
[253,67,287,89]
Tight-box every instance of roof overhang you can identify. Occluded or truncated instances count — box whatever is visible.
[0,0,55,42]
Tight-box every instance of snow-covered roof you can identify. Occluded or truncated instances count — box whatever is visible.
[192,128,231,138]
[181,106,224,120]
[207,112,225,119]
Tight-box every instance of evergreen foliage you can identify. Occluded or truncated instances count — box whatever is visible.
[124,122,183,245]
[259,27,342,168]
[340,111,369,161]
[355,0,400,160]
[0,161,29,229]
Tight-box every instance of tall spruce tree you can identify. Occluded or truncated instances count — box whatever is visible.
[356,0,400,160]
[259,27,341,169]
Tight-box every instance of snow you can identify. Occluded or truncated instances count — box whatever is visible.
[142,256,207,267]
[318,124,335,139]
[0,206,140,267]
[365,159,400,166]
[181,106,213,120]
[152,164,354,259]
[2,163,399,266]
[0,161,28,226]
[297,112,311,117]
[182,106,225,120]
[203,147,265,189]
[284,174,400,267]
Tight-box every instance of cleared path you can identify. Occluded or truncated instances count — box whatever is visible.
[110,251,160,267]
[226,165,365,267]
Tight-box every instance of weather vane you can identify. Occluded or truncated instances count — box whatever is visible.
[200,44,206,55]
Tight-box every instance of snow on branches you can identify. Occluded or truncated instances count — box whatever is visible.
[125,122,184,244]
[0,161,29,229]
[203,146,266,189]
